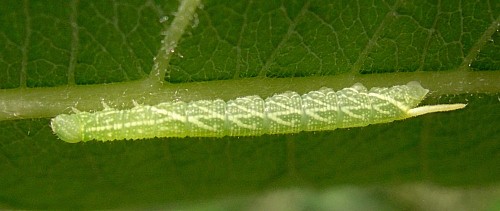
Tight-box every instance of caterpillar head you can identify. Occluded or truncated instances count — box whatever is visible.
[51,114,83,143]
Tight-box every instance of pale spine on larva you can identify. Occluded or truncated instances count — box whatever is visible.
[50,81,466,143]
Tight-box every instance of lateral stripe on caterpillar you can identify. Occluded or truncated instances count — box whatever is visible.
[51,81,466,143]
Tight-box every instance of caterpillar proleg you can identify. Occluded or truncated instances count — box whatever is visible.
[51,82,466,143]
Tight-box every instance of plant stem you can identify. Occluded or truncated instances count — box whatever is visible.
[1,71,498,121]
[150,0,202,83]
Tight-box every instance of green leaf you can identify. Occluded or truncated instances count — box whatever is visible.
[0,0,499,209]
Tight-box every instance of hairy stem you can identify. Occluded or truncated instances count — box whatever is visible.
[0,71,498,121]
[149,0,202,83]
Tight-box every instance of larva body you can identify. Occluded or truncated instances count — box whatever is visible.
[51,82,465,143]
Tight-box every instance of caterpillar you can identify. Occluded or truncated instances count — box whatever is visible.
[51,81,466,143]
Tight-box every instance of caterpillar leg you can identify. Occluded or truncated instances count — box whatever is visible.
[71,107,81,113]
[101,101,113,110]
[132,100,140,107]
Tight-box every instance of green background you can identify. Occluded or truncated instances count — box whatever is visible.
[0,0,499,210]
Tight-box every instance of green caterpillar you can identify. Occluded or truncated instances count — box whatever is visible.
[51,81,466,143]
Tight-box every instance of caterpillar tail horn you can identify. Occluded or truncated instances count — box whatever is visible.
[407,103,467,117]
